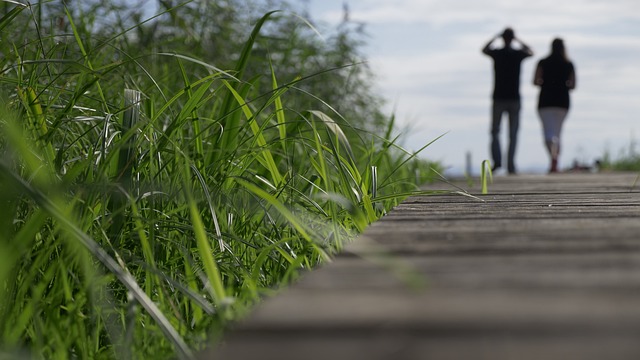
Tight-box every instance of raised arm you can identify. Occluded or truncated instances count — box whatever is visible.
[515,37,534,56]
[482,34,500,55]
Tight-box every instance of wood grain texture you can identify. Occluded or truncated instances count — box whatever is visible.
[201,172,640,360]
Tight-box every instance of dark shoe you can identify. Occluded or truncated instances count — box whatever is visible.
[491,164,501,172]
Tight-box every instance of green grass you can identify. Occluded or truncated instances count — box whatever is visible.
[480,160,493,194]
[0,3,440,359]
[599,144,640,172]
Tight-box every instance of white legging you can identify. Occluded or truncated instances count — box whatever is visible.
[538,107,568,143]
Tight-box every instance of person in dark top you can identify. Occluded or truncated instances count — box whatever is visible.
[533,38,576,173]
[483,27,533,174]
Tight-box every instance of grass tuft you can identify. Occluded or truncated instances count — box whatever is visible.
[0,2,441,358]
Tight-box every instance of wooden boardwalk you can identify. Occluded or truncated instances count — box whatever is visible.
[202,172,640,360]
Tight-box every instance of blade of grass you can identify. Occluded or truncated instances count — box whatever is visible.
[16,86,56,164]
[222,79,283,187]
[191,164,225,252]
[181,156,228,314]
[270,61,288,145]
[176,59,205,168]
[0,160,194,359]
[378,132,447,188]
[64,6,108,112]
[481,159,493,194]
[308,110,356,166]
[218,10,280,151]
[0,4,25,33]
[235,177,326,255]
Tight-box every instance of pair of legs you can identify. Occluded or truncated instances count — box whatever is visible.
[491,100,520,174]
[538,107,568,173]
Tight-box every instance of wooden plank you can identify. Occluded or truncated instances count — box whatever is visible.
[200,172,640,360]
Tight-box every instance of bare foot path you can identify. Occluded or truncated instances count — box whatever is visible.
[202,172,640,360]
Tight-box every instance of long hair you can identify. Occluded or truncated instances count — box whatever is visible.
[550,38,569,62]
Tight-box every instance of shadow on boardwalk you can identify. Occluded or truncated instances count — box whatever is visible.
[202,172,640,360]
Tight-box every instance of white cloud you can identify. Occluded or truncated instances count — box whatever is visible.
[316,0,640,28]
[307,0,640,174]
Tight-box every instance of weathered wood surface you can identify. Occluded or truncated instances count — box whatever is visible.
[202,172,640,360]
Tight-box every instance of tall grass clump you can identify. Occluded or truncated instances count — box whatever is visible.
[599,137,640,171]
[0,1,440,358]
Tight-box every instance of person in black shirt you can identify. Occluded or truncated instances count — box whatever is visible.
[533,38,576,173]
[483,27,533,174]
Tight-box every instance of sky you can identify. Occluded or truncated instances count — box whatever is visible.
[299,0,640,176]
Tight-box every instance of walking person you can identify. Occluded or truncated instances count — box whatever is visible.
[482,27,533,174]
[533,38,576,173]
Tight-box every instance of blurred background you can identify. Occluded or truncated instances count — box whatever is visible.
[305,0,640,176]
